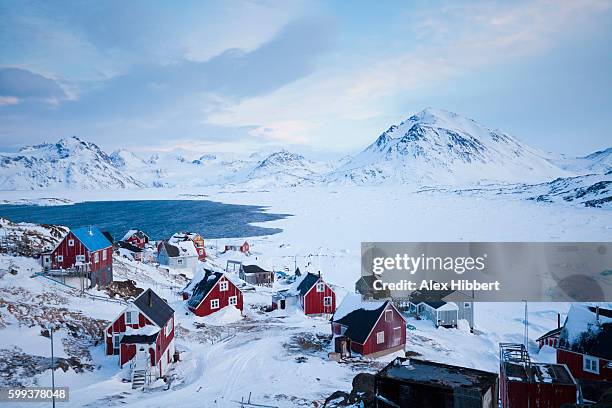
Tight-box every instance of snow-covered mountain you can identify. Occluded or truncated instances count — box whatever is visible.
[551,147,612,175]
[0,137,144,190]
[328,108,571,186]
[233,150,331,188]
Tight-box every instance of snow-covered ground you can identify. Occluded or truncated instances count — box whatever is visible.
[0,185,611,407]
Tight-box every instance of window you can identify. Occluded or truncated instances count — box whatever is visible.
[316,283,324,292]
[385,310,393,322]
[76,254,85,262]
[125,311,136,325]
[220,281,228,291]
[177,259,183,264]
[102,250,107,261]
[113,334,121,354]
[165,317,173,336]
[211,299,220,309]
[199,249,203,255]
[229,296,238,306]
[56,255,63,262]
[94,252,99,263]
[376,331,385,344]
[68,239,74,247]
[464,302,471,308]
[584,356,600,374]
[324,296,333,306]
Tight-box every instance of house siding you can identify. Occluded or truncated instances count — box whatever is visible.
[557,348,612,381]
[50,231,113,287]
[303,279,336,315]
[361,305,406,356]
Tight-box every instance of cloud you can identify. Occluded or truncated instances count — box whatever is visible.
[0,67,67,102]
[207,0,612,151]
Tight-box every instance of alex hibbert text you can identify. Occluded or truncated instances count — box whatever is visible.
[372,279,501,292]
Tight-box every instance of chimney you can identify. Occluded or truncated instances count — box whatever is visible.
[148,290,152,308]
[318,271,321,277]
[557,313,561,329]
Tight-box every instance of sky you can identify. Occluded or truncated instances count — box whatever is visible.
[0,0,611,158]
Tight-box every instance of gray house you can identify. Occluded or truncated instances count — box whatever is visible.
[406,288,474,330]
[239,264,274,286]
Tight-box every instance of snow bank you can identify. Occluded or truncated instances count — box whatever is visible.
[194,305,243,326]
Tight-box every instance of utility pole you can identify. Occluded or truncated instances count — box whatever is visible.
[523,300,529,350]
[48,323,56,408]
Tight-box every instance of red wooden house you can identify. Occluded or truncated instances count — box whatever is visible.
[170,232,206,261]
[537,314,562,349]
[121,230,149,249]
[556,305,611,386]
[224,241,250,254]
[186,270,244,317]
[499,343,579,408]
[331,294,407,357]
[42,226,113,288]
[104,289,175,379]
[294,272,336,315]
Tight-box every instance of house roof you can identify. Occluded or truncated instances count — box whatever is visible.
[161,240,198,258]
[121,229,148,241]
[242,264,271,274]
[296,272,321,295]
[332,293,392,344]
[169,232,201,244]
[378,358,498,391]
[120,333,159,344]
[558,305,612,360]
[409,286,455,304]
[187,270,224,309]
[133,289,174,327]
[535,327,562,342]
[117,240,143,253]
[71,226,112,252]
[102,231,114,244]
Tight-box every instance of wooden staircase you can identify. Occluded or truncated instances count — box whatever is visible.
[131,348,151,390]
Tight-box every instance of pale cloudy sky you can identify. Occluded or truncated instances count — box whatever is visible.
[0,0,610,157]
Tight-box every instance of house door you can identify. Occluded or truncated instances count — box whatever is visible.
[279,299,286,309]
[42,255,51,270]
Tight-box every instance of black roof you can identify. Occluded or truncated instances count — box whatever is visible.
[161,241,180,257]
[187,270,223,309]
[242,265,271,274]
[422,301,448,309]
[558,306,612,360]
[133,289,174,327]
[296,272,320,295]
[409,286,455,304]
[120,333,159,344]
[102,231,114,244]
[332,302,388,344]
[535,327,562,342]
[378,357,498,391]
[117,240,143,252]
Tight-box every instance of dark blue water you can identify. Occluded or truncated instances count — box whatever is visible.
[0,200,290,241]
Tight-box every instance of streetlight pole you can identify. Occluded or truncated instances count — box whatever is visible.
[48,324,56,408]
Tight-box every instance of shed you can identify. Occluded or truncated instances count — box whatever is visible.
[375,357,498,408]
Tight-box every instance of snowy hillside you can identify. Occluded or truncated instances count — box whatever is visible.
[551,147,612,175]
[0,137,144,190]
[231,150,332,188]
[328,108,572,186]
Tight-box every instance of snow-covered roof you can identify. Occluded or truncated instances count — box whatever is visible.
[558,304,612,360]
[333,292,386,321]
[162,240,198,258]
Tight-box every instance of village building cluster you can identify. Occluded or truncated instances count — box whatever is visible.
[32,224,611,404]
